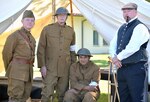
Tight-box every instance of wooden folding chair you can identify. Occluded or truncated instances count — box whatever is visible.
[108,57,120,102]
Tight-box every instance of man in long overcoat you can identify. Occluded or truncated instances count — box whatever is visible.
[37,7,76,102]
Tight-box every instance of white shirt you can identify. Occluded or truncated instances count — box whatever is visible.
[109,17,150,61]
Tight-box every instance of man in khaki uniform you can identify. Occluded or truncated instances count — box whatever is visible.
[64,48,101,102]
[2,10,36,102]
[37,7,76,102]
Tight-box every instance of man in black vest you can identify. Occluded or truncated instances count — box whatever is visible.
[109,2,150,102]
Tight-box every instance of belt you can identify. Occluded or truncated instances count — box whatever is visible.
[12,58,33,64]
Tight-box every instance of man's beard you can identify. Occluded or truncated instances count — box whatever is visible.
[126,16,130,22]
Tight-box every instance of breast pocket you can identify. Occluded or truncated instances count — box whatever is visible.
[18,39,29,49]
[47,34,59,47]
[16,39,31,56]
[63,35,73,48]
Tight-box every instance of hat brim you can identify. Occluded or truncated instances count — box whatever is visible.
[76,54,93,57]
[53,13,70,16]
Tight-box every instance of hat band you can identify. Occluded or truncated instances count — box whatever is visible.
[122,8,137,10]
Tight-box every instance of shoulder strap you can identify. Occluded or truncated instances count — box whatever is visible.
[19,30,34,52]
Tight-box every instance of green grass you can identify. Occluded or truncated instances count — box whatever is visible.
[98,93,108,102]
[92,60,109,67]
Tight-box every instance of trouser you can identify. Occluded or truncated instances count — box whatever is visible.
[63,89,100,102]
[41,74,69,102]
[8,78,32,102]
[117,62,146,102]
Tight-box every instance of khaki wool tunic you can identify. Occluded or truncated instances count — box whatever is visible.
[2,27,36,81]
[70,61,101,90]
[37,22,75,77]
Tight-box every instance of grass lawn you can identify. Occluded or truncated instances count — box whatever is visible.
[98,93,108,102]
[92,59,109,67]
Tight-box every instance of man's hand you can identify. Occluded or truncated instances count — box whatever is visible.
[40,66,47,78]
[83,86,98,91]
[112,56,122,68]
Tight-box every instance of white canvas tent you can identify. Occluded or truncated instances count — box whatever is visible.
[73,0,150,42]
[72,0,150,83]
[0,0,32,34]
[0,0,150,83]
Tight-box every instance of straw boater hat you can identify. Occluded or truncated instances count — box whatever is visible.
[122,3,138,10]
[22,10,35,19]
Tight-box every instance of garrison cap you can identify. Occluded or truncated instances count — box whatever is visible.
[22,10,35,19]
[122,3,138,10]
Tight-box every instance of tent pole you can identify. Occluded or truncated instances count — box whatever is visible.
[69,0,74,29]
[52,0,56,23]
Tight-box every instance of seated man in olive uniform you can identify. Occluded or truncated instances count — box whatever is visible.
[64,48,101,102]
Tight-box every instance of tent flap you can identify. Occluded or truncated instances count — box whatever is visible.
[0,0,32,34]
[72,0,150,84]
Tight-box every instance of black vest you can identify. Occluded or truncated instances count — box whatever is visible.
[116,19,148,64]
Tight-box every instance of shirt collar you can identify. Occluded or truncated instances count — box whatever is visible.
[79,61,91,69]
[56,22,66,27]
[21,27,31,34]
